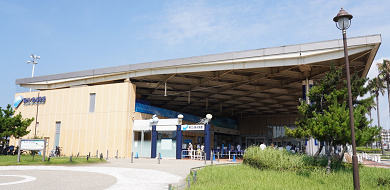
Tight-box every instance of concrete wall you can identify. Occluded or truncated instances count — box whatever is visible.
[11,81,136,158]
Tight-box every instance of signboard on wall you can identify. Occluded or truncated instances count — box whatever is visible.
[181,124,204,131]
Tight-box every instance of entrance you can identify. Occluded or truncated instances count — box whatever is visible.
[246,137,266,147]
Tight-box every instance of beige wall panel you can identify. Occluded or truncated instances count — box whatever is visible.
[115,113,125,157]
[85,113,95,155]
[108,84,118,113]
[12,82,136,158]
[79,113,88,155]
[98,113,109,151]
[59,115,68,155]
[106,112,116,157]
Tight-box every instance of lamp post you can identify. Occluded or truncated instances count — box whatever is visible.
[27,54,40,92]
[333,7,360,190]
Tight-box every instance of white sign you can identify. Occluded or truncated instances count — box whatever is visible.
[20,139,45,150]
[181,124,204,131]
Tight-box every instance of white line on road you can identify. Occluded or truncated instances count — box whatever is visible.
[0,175,36,186]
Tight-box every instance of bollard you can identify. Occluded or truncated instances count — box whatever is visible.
[211,151,213,165]
[100,153,103,160]
[106,150,109,160]
[187,177,190,188]
[158,153,161,164]
[89,152,91,158]
[229,151,231,160]
[168,184,172,190]
[70,156,72,162]
[204,153,207,165]
[96,150,98,158]
[87,155,89,161]
[116,150,118,159]
[48,156,51,161]
[77,152,79,157]
[131,152,134,163]
[218,152,220,162]
[233,154,236,162]
[193,170,197,183]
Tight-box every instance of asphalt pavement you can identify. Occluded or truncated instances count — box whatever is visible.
[0,157,236,190]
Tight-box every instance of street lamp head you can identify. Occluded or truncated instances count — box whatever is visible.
[178,114,184,119]
[333,7,353,30]
[150,114,159,123]
[206,114,212,120]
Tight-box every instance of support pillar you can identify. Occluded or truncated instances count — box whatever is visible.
[176,125,182,159]
[151,125,157,158]
[205,124,211,160]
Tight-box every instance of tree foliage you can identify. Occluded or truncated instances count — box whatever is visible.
[377,59,390,117]
[367,76,386,155]
[0,104,34,151]
[286,63,380,172]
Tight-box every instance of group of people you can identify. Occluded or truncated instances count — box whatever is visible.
[187,143,204,159]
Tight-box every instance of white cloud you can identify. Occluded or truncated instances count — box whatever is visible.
[149,1,271,46]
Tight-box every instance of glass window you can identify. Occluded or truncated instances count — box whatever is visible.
[55,122,61,148]
[89,93,96,113]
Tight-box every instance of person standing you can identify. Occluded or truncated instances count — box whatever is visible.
[237,144,241,156]
[260,142,266,150]
[188,143,193,159]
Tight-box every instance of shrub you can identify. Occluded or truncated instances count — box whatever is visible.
[356,147,382,153]
[243,146,339,171]
[378,177,390,186]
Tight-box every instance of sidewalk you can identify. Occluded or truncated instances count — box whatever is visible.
[363,159,390,168]
[102,157,242,178]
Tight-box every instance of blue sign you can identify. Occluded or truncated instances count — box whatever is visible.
[23,96,46,105]
[14,95,23,108]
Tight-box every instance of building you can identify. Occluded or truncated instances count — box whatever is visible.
[12,34,381,158]
[381,129,390,149]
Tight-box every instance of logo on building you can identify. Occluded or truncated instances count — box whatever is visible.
[23,96,46,105]
[182,124,204,131]
[14,95,23,108]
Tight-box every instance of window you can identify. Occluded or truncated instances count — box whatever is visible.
[89,93,96,113]
[55,122,61,148]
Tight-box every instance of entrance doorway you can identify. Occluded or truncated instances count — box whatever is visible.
[246,137,266,148]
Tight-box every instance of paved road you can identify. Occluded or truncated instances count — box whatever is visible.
[0,158,235,190]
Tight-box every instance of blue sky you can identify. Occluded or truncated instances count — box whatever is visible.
[1,0,390,127]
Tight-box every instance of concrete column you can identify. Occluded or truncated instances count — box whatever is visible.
[151,125,157,158]
[176,125,182,159]
[205,124,211,160]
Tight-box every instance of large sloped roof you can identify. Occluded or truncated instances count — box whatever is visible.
[16,34,381,119]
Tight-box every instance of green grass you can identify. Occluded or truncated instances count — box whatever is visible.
[243,146,331,171]
[0,155,106,165]
[188,164,390,190]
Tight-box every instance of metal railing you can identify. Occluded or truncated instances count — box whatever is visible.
[181,150,205,160]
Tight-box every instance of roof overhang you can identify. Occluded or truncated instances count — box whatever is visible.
[15,34,381,118]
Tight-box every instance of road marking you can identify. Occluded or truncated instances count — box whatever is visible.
[0,175,36,186]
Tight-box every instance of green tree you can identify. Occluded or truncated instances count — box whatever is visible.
[377,59,390,116]
[0,104,34,153]
[368,77,386,155]
[286,63,380,173]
